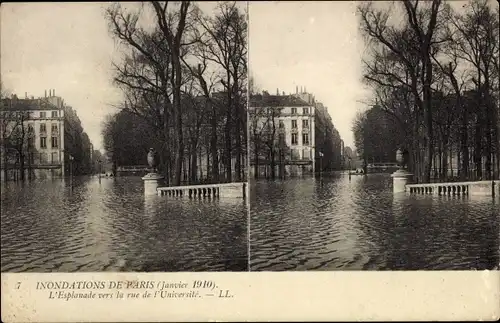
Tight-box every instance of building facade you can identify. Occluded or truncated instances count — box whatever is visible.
[249,90,316,177]
[1,90,92,181]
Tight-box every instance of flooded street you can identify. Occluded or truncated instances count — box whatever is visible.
[1,176,248,272]
[250,173,500,271]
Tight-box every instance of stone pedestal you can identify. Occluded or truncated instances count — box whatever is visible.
[142,173,164,196]
[391,169,413,193]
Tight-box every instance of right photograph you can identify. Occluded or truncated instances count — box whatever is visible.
[248,0,500,271]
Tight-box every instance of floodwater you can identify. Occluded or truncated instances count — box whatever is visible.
[1,176,248,272]
[250,173,500,271]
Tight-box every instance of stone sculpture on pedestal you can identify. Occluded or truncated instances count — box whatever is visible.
[391,148,413,193]
[142,148,164,196]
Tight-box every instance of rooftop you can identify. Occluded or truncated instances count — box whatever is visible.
[1,96,61,111]
[250,93,312,107]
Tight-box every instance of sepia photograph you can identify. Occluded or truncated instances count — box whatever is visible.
[249,0,499,271]
[1,1,249,273]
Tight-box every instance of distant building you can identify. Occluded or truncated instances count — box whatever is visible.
[0,90,92,181]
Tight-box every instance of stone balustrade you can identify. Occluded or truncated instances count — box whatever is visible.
[406,180,500,197]
[157,182,247,199]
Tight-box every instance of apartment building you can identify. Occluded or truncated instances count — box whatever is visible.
[1,90,92,181]
[249,90,316,177]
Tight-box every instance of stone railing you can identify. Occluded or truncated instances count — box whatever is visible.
[406,180,500,197]
[157,182,247,198]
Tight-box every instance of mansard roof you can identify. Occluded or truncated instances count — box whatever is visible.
[250,94,311,107]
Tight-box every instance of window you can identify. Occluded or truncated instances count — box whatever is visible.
[51,137,58,148]
[28,123,35,135]
[51,123,58,132]
[29,152,35,164]
[302,133,309,145]
[291,120,297,128]
[302,119,309,129]
[279,120,284,128]
[40,152,48,164]
[291,108,297,115]
[51,152,59,163]
[51,111,58,118]
[291,133,298,145]
[40,123,46,133]
[278,133,285,145]
[303,108,309,115]
[291,149,299,160]
[40,137,47,149]
[40,112,46,118]
[28,137,35,148]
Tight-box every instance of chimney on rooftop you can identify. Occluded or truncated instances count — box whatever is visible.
[45,90,47,97]
[53,89,56,96]
[25,92,28,99]
[296,86,298,94]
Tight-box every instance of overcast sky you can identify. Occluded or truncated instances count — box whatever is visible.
[1,2,226,152]
[3,1,470,151]
[249,1,372,148]
[1,2,123,151]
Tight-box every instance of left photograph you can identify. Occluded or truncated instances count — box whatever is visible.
[1,1,248,272]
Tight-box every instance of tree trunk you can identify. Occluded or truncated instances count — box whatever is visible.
[254,141,259,179]
[270,148,276,179]
[3,149,8,182]
[211,111,219,182]
[190,141,198,184]
[234,83,241,182]
[224,88,233,182]
[474,119,482,179]
[461,110,469,181]
[442,139,448,181]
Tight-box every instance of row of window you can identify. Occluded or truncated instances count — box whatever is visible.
[278,133,310,146]
[279,119,310,129]
[27,123,59,133]
[33,136,59,149]
[26,152,60,164]
[290,148,313,160]
[290,107,310,115]
[38,111,59,118]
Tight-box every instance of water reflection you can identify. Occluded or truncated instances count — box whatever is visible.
[250,173,499,271]
[1,176,248,272]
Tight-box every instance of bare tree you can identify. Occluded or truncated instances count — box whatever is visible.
[358,0,451,182]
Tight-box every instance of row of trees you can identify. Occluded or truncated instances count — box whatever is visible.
[352,104,402,172]
[104,1,247,186]
[0,94,33,181]
[357,0,499,183]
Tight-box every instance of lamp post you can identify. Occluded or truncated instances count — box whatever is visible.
[69,155,74,185]
[319,151,323,178]
[98,158,102,184]
[348,156,352,181]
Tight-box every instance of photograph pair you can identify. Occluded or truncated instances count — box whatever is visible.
[1,0,499,279]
